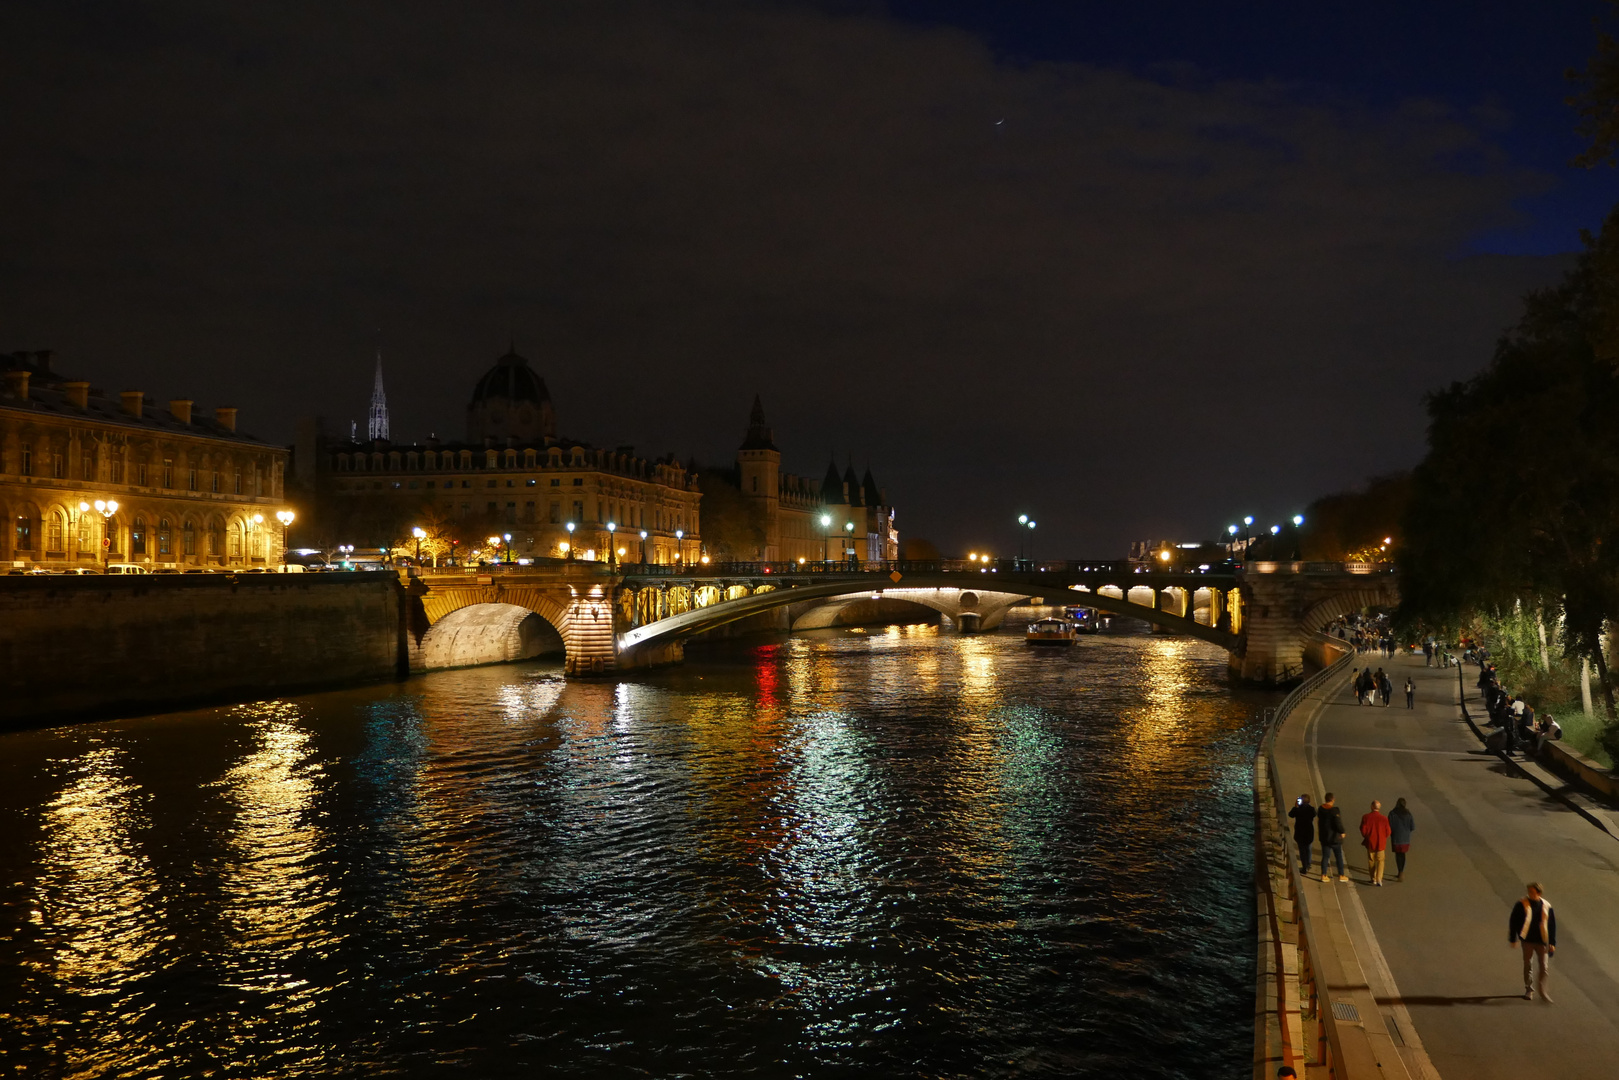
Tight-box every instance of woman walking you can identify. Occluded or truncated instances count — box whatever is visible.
[1389,797,1416,881]
[1405,677,1415,709]
[1288,793,1317,876]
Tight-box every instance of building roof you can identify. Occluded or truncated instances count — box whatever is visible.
[861,467,882,507]
[821,458,845,503]
[1,351,278,448]
[470,349,551,406]
[739,394,778,451]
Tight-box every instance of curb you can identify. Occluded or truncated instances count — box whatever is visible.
[1456,680,1619,840]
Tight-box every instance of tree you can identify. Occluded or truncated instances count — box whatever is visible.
[694,467,765,560]
[1398,208,1619,721]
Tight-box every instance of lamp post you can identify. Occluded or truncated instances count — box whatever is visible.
[564,521,575,560]
[820,513,833,564]
[487,535,503,565]
[411,526,426,566]
[275,509,296,571]
[844,520,856,567]
[675,528,684,567]
[338,543,353,569]
[251,513,264,565]
[1291,514,1305,560]
[639,529,648,568]
[92,499,118,569]
[607,521,617,570]
[1016,514,1036,569]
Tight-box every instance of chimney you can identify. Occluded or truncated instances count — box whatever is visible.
[3,370,28,400]
[63,381,90,408]
[121,391,144,418]
[214,406,238,432]
[170,399,193,424]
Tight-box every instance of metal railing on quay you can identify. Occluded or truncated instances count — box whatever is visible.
[1254,631,1358,1078]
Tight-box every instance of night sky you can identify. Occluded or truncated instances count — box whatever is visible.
[3,1,1612,554]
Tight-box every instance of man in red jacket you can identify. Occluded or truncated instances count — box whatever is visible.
[1360,800,1392,886]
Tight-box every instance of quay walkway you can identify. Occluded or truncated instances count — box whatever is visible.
[1262,652,1619,1077]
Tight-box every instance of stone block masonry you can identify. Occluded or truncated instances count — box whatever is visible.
[0,572,405,727]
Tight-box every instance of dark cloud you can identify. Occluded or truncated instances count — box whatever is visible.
[0,0,1570,551]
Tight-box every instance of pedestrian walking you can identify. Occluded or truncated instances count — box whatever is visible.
[1318,793,1347,882]
[1378,669,1393,708]
[1288,793,1317,875]
[1360,799,1391,885]
[1508,882,1557,1002]
[1388,797,1415,880]
[1404,677,1415,709]
[1423,641,1434,666]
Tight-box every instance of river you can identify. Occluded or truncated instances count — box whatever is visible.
[0,612,1279,1078]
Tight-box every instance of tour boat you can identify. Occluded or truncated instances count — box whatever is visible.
[1026,617,1078,646]
[1064,605,1104,634]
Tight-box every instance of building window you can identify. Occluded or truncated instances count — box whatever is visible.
[486,502,497,516]
[524,501,537,522]
[573,500,584,522]
[573,478,584,486]
[207,525,221,555]
[229,527,241,558]
[250,528,265,559]
[551,478,560,486]
[111,459,124,484]
[487,480,497,488]
[46,512,64,553]
[549,501,561,523]
[234,470,242,494]
[137,462,148,486]
[132,518,146,555]
[52,454,64,478]
[21,448,31,476]
[157,519,172,556]
[83,454,95,481]
[188,468,197,491]
[77,514,94,554]
[163,459,174,487]
[183,522,196,555]
[526,479,537,487]
[211,470,219,492]
[14,515,32,551]
[506,502,517,524]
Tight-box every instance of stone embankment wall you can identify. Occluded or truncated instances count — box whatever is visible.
[0,572,404,726]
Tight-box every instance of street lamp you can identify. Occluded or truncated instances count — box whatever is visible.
[676,528,684,566]
[844,520,855,567]
[338,543,354,569]
[565,521,576,560]
[639,529,648,568]
[251,513,264,565]
[607,521,617,570]
[411,526,426,565]
[275,509,296,571]
[92,499,118,569]
[1016,515,1036,568]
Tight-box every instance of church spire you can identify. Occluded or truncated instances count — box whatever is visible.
[368,349,390,441]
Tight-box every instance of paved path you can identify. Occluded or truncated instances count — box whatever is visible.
[1292,652,1619,1078]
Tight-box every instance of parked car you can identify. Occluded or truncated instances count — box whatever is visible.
[6,567,53,575]
[54,567,103,575]
[105,563,150,575]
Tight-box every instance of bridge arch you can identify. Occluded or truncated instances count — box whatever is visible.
[418,602,564,669]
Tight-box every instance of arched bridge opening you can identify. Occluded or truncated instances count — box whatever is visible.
[417,602,564,670]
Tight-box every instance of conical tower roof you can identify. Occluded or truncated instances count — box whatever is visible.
[861,467,882,507]
[843,463,862,507]
[739,394,778,451]
[821,458,846,503]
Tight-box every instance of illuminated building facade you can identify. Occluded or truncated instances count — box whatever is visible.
[306,348,701,564]
[736,397,898,563]
[0,351,290,569]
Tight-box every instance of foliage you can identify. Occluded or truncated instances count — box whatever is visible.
[1397,205,1619,722]
[694,467,765,560]
[1569,1,1619,170]
[1298,473,1410,562]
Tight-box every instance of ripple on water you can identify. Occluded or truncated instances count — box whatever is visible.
[0,617,1279,1078]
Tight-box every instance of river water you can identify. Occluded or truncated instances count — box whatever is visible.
[0,613,1278,1078]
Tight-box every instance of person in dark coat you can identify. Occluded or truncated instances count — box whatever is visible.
[1377,669,1393,708]
[1508,882,1557,1002]
[1317,793,1347,882]
[1404,677,1415,709]
[1288,794,1317,875]
[1388,798,1415,879]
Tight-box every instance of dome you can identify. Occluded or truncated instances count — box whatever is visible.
[466,349,558,443]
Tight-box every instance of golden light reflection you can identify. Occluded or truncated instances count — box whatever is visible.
[215,703,331,960]
[1118,637,1198,774]
[34,743,158,990]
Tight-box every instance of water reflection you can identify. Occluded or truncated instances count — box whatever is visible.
[0,618,1277,1079]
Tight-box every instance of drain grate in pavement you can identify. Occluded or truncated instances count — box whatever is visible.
[1331,1001,1361,1022]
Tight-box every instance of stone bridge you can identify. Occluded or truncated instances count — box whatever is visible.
[407,558,1397,684]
